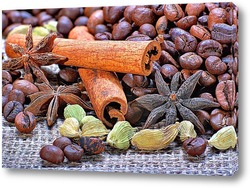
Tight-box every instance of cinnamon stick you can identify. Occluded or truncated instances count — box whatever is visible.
[5,34,161,76]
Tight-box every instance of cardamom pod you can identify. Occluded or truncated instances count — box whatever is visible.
[208,125,237,150]
[81,116,110,137]
[64,104,86,123]
[131,122,180,151]
[178,120,197,142]
[59,117,80,138]
[32,26,50,36]
[106,121,136,150]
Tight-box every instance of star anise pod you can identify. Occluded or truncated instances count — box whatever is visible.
[2,25,67,84]
[24,83,93,126]
[134,70,220,134]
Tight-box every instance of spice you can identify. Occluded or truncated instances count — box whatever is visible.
[131,122,179,151]
[79,137,105,155]
[178,120,197,142]
[59,117,80,138]
[107,121,136,150]
[64,104,86,124]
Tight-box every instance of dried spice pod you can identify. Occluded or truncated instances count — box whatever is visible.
[59,117,80,138]
[178,121,197,142]
[64,104,86,124]
[208,125,237,150]
[79,137,105,155]
[131,122,180,151]
[6,34,161,76]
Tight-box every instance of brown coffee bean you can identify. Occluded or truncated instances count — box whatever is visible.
[205,56,227,75]
[233,41,239,57]
[40,145,64,164]
[199,92,215,102]
[37,12,53,26]
[7,10,22,23]
[2,96,8,108]
[179,52,203,70]
[210,108,237,131]
[159,50,179,68]
[217,73,232,82]
[2,13,9,30]
[59,67,79,83]
[3,101,24,123]
[79,137,105,155]
[3,23,22,37]
[57,8,82,20]
[169,27,189,42]
[95,32,112,40]
[125,101,144,124]
[205,3,219,12]
[132,7,156,26]
[183,137,207,156]
[57,16,74,35]
[2,70,12,86]
[14,111,36,133]
[103,6,126,24]
[208,8,227,31]
[74,16,88,26]
[155,16,168,35]
[8,89,25,105]
[32,9,43,16]
[46,8,60,16]
[139,23,157,38]
[194,110,210,127]
[151,4,165,16]
[198,15,208,26]
[95,24,110,34]
[125,34,151,41]
[190,25,211,40]
[64,144,84,162]
[124,5,136,23]
[133,75,149,87]
[215,80,236,111]
[175,33,198,53]
[2,84,13,97]
[22,17,38,26]
[226,7,238,26]
[84,7,102,17]
[160,40,178,56]
[185,3,205,17]
[53,137,72,150]
[175,16,197,30]
[160,64,178,79]
[12,79,39,96]
[131,87,156,97]
[112,21,132,40]
[211,23,237,44]
[164,4,184,22]
[87,9,104,34]
[199,71,217,87]
[196,39,223,58]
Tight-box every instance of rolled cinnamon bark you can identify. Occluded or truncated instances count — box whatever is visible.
[5,34,161,76]
[78,68,127,128]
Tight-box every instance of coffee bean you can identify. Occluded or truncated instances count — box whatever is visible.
[40,145,64,164]
[57,16,74,35]
[160,40,178,56]
[151,4,165,16]
[196,39,223,58]
[198,15,208,26]
[169,27,189,42]
[175,16,197,30]
[37,12,53,26]
[199,71,217,87]
[3,23,22,37]
[8,89,25,104]
[132,7,156,26]
[194,110,210,127]
[160,64,178,79]
[226,7,238,26]
[179,52,203,70]
[164,4,184,22]
[7,11,22,23]
[217,73,232,82]
[205,56,227,75]
[103,6,126,24]
[215,80,236,111]
[175,33,197,53]
[183,137,207,156]
[190,25,211,40]
[2,84,13,97]
[155,16,168,35]
[208,8,227,30]
[125,101,144,124]
[131,87,156,97]
[12,79,39,96]
[159,50,179,68]
[124,6,136,23]
[64,144,84,162]
[57,8,82,21]
[112,21,132,40]
[211,23,237,44]
[84,7,102,17]
[2,13,9,30]
[14,111,36,133]
[46,8,60,16]
[59,67,79,83]
[53,137,72,150]
[3,101,24,123]
[22,17,38,26]
[79,137,105,155]
[126,34,151,41]
[74,16,88,26]
[185,3,205,17]
[139,23,157,38]
[2,70,12,86]
[87,9,104,34]
[95,32,112,40]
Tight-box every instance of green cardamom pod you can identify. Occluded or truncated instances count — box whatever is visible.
[107,121,136,150]
[208,125,237,150]
[178,120,197,142]
[59,117,80,138]
[81,116,110,137]
[64,104,86,124]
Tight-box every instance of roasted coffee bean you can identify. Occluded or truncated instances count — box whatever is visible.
[112,21,132,40]
[131,87,157,97]
[125,102,144,124]
[79,137,105,155]
[2,13,9,30]
[59,67,79,83]
[122,73,136,88]
[226,7,238,26]
[217,73,232,82]
[161,40,178,56]
[12,79,39,96]
[215,80,236,111]
[183,137,207,156]
[208,8,227,30]
[125,34,151,41]
[139,23,157,38]
[2,84,13,97]
[2,70,12,86]
[160,64,178,79]
[133,75,149,87]
[53,137,72,150]
[95,32,112,40]
[103,6,125,24]
[196,39,223,58]
[2,96,8,108]
[169,27,189,42]
[179,52,203,70]
[57,16,74,35]
[7,10,22,23]
[211,23,237,44]
[194,110,210,127]
[3,101,24,123]
[132,6,156,26]
[64,144,84,162]
[8,89,25,104]
[57,8,82,20]
[3,23,22,37]
[46,8,60,16]
[190,25,211,40]
[185,3,205,17]
[155,16,168,35]
[40,145,64,164]
[19,11,32,20]
[233,41,239,57]
[199,92,215,102]
[74,16,88,26]
[37,12,53,26]
[199,71,217,87]
[84,7,102,17]
[159,50,179,68]
[198,15,208,26]
[149,4,164,16]
[175,16,197,30]
[175,33,197,53]
[210,108,237,131]
[87,9,104,34]
[94,24,110,34]
[123,5,136,23]
[32,9,43,16]
[22,17,38,26]
[205,56,227,75]
[205,3,219,12]
[14,111,36,133]
[164,4,184,22]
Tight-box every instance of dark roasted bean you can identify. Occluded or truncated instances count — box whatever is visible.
[8,89,25,104]
[95,32,112,40]
[175,33,197,53]
[2,13,9,30]
[40,145,64,164]
[183,137,207,156]
[3,101,24,122]
[64,144,84,162]
[160,64,178,79]
[103,6,126,24]
[57,16,74,35]
[112,21,132,40]
[74,16,88,26]
[179,52,203,70]
[2,70,12,86]
[164,4,184,22]
[185,3,205,16]
[124,5,136,23]
[208,8,227,31]
[205,56,227,75]
[132,6,156,26]
[151,4,165,16]
[196,39,223,58]
[199,71,217,87]
[139,23,157,38]
[190,25,211,40]
[211,23,237,44]
[155,16,168,35]
[14,111,36,133]
[175,16,197,30]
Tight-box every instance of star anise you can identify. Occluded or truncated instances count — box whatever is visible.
[24,83,93,126]
[2,25,67,84]
[134,70,220,134]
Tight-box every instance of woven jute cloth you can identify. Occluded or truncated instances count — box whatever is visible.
[1,116,239,176]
